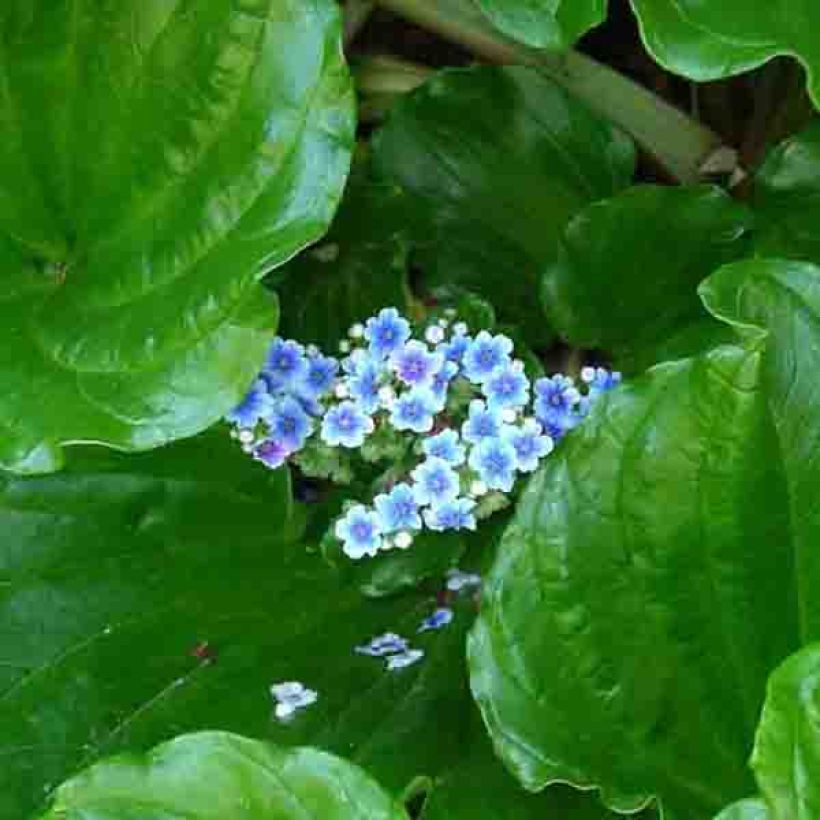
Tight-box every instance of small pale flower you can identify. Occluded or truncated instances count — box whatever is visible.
[503,419,554,472]
[483,363,530,410]
[390,340,444,387]
[322,401,374,448]
[252,438,290,469]
[269,396,312,451]
[334,382,349,399]
[264,338,307,391]
[469,437,518,492]
[389,387,438,433]
[339,339,351,353]
[225,378,272,428]
[424,498,477,531]
[355,632,409,657]
[469,479,488,497]
[374,483,422,533]
[270,681,318,720]
[461,400,502,444]
[386,648,424,671]
[445,569,482,592]
[364,307,411,359]
[418,608,454,632]
[425,325,446,344]
[335,504,383,558]
[349,322,365,339]
[462,331,513,384]
[238,429,255,445]
[411,457,460,506]
[422,429,466,466]
[394,531,413,549]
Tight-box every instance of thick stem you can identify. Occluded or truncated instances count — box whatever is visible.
[376,0,725,183]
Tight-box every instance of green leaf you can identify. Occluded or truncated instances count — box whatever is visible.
[40,731,406,819]
[371,65,635,346]
[714,800,772,820]
[0,0,355,473]
[752,121,820,263]
[629,0,820,107]
[271,171,411,351]
[541,185,751,371]
[750,644,820,820]
[473,0,606,50]
[468,258,820,817]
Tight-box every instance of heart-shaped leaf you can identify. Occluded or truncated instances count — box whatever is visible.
[0,0,355,473]
[39,732,407,819]
[541,184,751,371]
[629,0,820,106]
[473,0,606,50]
[371,65,635,345]
[468,259,820,817]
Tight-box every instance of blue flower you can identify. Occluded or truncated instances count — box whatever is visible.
[299,354,338,399]
[252,438,290,469]
[462,331,513,384]
[422,429,466,466]
[335,504,383,558]
[581,366,622,397]
[461,400,502,444]
[347,358,385,414]
[270,681,318,720]
[424,498,476,531]
[264,338,307,392]
[533,375,581,439]
[483,362,530,410]
[468,437,518,492]
[440,332,471,364]
[389,387,438,433]
[411,457,460,506]
[374,483,422,533]
[503,419,554,473]
[390,340,444,387]
[225,378,272,428]
[430,360,458,407]
[321,401,374,448]
[364,307,411,360]
[269,396,312,451]
[355,632,409,657]
[418,608,454,632]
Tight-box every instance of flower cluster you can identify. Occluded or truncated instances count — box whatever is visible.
[226,308,620,559]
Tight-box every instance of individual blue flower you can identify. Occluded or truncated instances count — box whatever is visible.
[503,419,554,473]
[422,429,466,466]
[411,457,460,506]
[389,386,438,433]
[418,608,454,632]
[483,362,530,410]
[269,396,312,451]
[298,353,338,399]
[374,483,422,533]
[533,375,581,439]
[440,332,471,364]
[321,401,374,448]
[270,681,318,720]
[430,360,458,407]
[347,358,385,414]
[581,366,622,397]
[225,378,272,428]
[468,437,518,492]
[461,399,502,444]
[390,340,444,387]
[364,307,411,359]
[462,331,513,384]
[355,632,409,657]
[252,438,290,469]
[264,338,307,391]
[335,504,383,558]
[424,498,477,531]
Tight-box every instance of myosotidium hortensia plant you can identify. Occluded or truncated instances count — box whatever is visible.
[4,1,820,819]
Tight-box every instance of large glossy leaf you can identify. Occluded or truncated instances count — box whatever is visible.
[715,801,771,820]
[473,0,606,50]
[0,0,355,473]
[750,644,820,820]
[630,0,820,107]
[371,65,635,345]
[468,258,820,817]
[753,121,820,264]
[541,185,751,371]
[40,731,406,819]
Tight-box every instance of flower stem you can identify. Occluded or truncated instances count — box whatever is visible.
[375,0,726,183]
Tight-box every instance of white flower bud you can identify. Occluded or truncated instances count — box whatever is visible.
[394,531,413,549]
[501,407,518,424]
[469,480,488,497]
[238,429,255,444]
[437,317,449,328]
[338,340,351,353]
[453,321,468,336]
[349,322,365,339]
[378,385,396,407]
[425,325,445,344]
[581,366,596,383]
[334,382,349,399]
